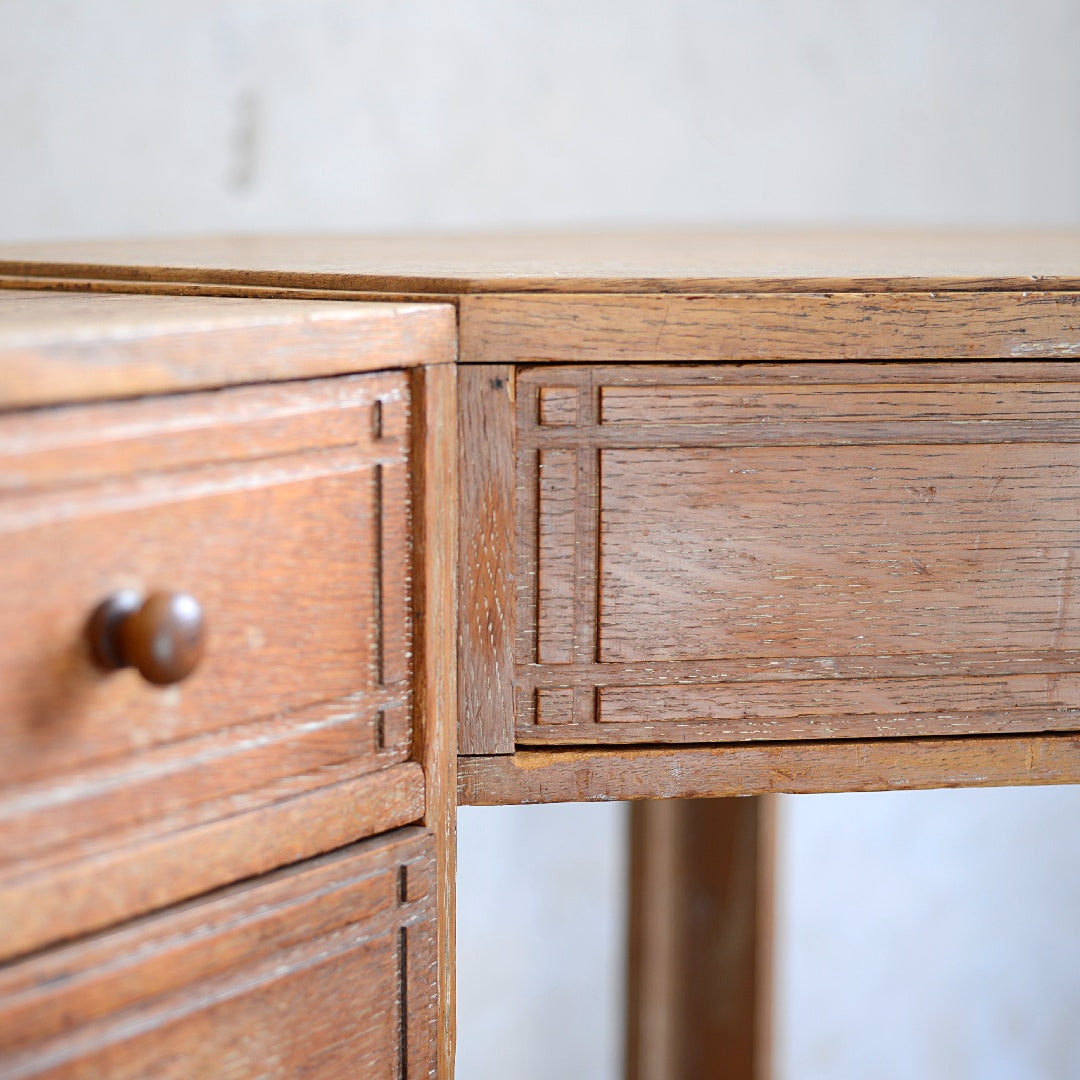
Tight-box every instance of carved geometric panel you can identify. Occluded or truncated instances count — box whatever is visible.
[515,362,1080,745]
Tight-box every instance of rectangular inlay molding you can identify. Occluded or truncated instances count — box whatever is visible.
[514,363,1080,745]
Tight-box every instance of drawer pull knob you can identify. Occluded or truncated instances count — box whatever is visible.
[88,590,206,686]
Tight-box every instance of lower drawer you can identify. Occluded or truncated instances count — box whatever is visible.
[0,828,437,1080]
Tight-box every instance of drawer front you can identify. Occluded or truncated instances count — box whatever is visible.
[0,828,437,1079]
[510,363,1080,745]
[0,374,422,960]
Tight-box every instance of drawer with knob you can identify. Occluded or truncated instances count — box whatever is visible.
[0,372,423,961]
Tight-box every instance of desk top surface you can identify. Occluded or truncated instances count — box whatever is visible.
[2,229,1080,295]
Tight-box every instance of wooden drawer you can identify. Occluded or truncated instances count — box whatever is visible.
[0,827,437,1079]
[0,373,423,961]
[462,362,1080,750]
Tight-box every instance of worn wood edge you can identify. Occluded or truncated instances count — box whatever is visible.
[457,365,516,754]
[0,369,408,506]
[0,290,456,410]
[411,364,459,1079]
[1,761,425,964]
[3,227,1079,295]
[0,825,432,1041]
[4,263,1080,297]
[0,715,412,872]
[0,260,497,295]
[0,273,461,307]
[460,291,1080,363]
[457,734,1080,804]
[515,360,1080,387]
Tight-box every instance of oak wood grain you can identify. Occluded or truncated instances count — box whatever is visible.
[11,246,1080,1079]
[0,380,411,776]
[599,442,1080,663]
[537,449,578,664]
[0,371,403,493]
[593,679,1080,741]
[3,229,1080,294]
[1,694,403,869]
[410,364,459,1079]
[462,292,1080,363]
[2,761,424,964]
[600,379,1080,424]
[513,364,1080,746]
[0,828,437,1079]
[0,289,454,409]
[457,365,516,754]
[0,273,463,309]
[0,371,419,960]
[458,733,1080,804]
[0,287,454,1075]
[0,373,409,774]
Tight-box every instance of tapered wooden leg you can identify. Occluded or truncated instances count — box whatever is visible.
[626,796,775,1080]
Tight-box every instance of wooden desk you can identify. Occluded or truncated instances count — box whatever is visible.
[0,290,457,1078]
[2,230,1080,1078]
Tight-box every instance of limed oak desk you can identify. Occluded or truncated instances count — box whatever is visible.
[1,230,1080,1078]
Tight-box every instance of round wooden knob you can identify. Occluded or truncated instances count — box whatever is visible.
[88,590,206,686]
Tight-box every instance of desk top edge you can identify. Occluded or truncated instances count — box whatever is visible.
[2,228,1080,295]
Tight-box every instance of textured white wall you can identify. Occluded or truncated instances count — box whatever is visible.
[455,803,627,1080]
[4,0,1080,241]
[4,3,1080,1078]
[775,787,1080,1080]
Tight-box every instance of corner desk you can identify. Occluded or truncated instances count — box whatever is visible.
[1,230,1079,1078]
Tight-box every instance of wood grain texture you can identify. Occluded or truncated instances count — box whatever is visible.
[0,274,461,307]
[537,448,578,664]
[538,386,579,426]
[0,372,410,777]
[378,458,411,687]
[2,695,403,872]
[514,364,1080,745]
[0,371,407,495]
[457,733,1080,804]
[462,292,1080,363]
[596,676,1080,740]
[600,441,1080,657]
[0,372,419,959]
[626,798,774,1080]
[2,761,424,964]
[410,364,459,1079]
[0,289,454,409]
[536,687,575,725]
[3,229,1080,294]
[457,365,516,754]
[0,828,437,1079]
[601,379,1080,424]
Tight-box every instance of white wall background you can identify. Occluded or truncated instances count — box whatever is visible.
[4,3,1080,1077]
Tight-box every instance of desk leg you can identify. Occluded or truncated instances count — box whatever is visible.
[626,796,775,1080]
